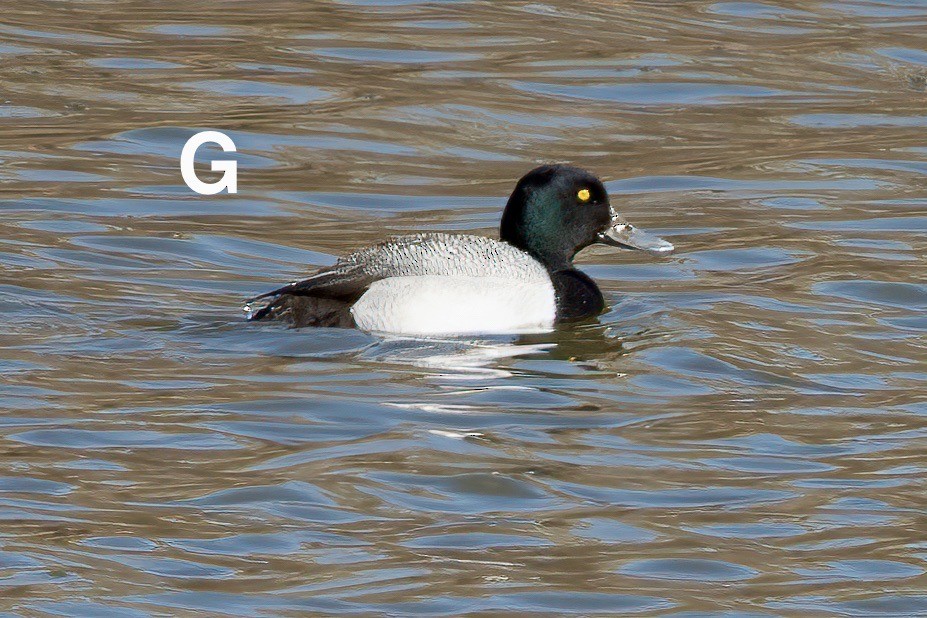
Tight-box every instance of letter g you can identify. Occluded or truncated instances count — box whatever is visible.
[181,130,238,195]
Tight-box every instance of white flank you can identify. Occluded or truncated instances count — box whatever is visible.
[351,275,556,336]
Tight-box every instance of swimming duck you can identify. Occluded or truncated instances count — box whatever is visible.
[245,164,673,335]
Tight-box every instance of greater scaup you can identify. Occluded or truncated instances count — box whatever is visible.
[245,164,673,335]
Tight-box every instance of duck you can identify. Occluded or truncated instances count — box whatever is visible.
[245,164,674,336]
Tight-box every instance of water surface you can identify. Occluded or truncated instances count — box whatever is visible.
[1,0,926,614]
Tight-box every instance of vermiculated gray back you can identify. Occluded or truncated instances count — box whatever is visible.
[338,233,549,281]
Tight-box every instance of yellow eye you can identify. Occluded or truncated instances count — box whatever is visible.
[577,188,591,202]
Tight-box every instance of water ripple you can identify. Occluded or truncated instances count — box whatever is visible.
[0,0,925,614]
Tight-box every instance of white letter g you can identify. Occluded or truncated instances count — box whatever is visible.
[181,130,238,195]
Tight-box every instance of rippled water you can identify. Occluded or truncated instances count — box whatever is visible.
[2,0,926,614]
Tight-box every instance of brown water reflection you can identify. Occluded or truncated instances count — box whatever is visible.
[1,0,926,614]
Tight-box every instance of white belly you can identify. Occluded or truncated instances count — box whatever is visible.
[351,275,556,336]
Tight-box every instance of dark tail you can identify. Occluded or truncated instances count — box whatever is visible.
[244,296,281,321]
[243,282,300,322]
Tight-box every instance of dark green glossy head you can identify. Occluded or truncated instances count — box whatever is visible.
[500,164,673,270]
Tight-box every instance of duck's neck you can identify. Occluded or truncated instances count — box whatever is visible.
[500,226,574,272]
[499,227,603,320]
[500,224,601,319]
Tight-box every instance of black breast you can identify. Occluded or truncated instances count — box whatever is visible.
[550,269,605,321]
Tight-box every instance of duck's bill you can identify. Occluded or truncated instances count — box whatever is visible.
[599,218,674,255]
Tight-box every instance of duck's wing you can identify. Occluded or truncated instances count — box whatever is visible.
[245,233,547,327]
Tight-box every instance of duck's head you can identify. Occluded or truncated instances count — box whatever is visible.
[500,164,674,269]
